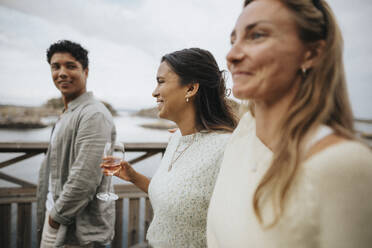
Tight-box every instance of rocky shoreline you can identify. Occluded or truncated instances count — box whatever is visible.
[0,98,241,130]
[134,98,241,119]
[0,98,117,129]
[0,103,164,130]
[133,99,241,130]
[140,120,177,130]
[0,118,48,129]
[0,105,60,129]
[2,100,372,144]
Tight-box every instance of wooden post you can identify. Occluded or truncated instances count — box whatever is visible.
[0,203,11,248]
[17,202,31,248]
[144,198,153,241]
[37,219,42,248]
[128,198,140,247]
[112,198,123,248]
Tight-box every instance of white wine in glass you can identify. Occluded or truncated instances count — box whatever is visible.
[96,142,124,201]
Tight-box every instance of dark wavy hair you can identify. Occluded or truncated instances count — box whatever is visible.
[161,48,238,132]
[46,40,89,69]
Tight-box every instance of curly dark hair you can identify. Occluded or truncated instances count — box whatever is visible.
[46,40,89,69]
[161,48,238,132]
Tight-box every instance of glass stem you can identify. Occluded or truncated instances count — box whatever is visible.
[106,175,112,194]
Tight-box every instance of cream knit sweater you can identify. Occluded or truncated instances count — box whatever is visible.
[207,112,372,248]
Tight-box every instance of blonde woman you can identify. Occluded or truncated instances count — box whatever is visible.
[207,0,372,247]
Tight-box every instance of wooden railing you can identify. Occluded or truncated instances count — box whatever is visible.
[1,127,371,248]
[0,142,167,248]
[0,184,153,248]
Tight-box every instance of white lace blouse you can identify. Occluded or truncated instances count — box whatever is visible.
[147,130,231,248]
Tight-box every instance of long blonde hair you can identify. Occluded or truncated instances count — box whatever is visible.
[243,0,355,227]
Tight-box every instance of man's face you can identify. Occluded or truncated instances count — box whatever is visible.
[50,52,88,102]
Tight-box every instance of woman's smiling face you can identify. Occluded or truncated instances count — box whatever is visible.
[227,0,308,104]
[152,61,189,122]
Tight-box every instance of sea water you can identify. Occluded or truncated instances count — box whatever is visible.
[0,110,172,187]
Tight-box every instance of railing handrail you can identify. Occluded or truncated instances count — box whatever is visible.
[0,141,167,153]
[0,141,167,190]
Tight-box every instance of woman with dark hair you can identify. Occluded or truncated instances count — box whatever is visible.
[207,0,372,247]
[102,48,237,247]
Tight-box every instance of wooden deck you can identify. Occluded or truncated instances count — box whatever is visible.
[0,142,167,248]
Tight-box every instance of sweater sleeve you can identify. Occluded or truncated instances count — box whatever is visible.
[312,142,372,248]
[50,112,114,225]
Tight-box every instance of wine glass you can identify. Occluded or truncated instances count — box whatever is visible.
[96,141,124,201]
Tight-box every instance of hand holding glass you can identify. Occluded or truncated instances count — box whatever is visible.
[96,142,124,201]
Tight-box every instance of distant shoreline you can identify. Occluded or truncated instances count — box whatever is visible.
[0,98,118,129]
[0,105,60,129]
[354,118,372,124]
[0,104,173,130]
[2,102,371,135]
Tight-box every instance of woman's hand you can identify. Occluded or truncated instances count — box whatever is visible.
[101,158,149,193]
[101,160,136,182]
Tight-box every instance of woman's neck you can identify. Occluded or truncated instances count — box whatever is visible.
[254,84,298,151]
[174,107,199,136]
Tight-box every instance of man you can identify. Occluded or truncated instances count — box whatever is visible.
[37,40,116,247]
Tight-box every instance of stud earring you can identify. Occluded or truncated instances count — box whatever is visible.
[186,98,189,103]
[302,67,307,76]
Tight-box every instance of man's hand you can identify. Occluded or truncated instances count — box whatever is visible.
[48,215,60,229]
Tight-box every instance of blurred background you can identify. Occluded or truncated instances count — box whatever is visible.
[0,0,371,247]
[0,0,371,117]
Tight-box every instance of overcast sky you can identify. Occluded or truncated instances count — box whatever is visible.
[0,0,371,118]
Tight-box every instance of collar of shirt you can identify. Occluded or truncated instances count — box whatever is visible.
[65,91,94,112]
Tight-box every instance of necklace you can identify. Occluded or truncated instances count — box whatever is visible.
[168,134,196,172]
